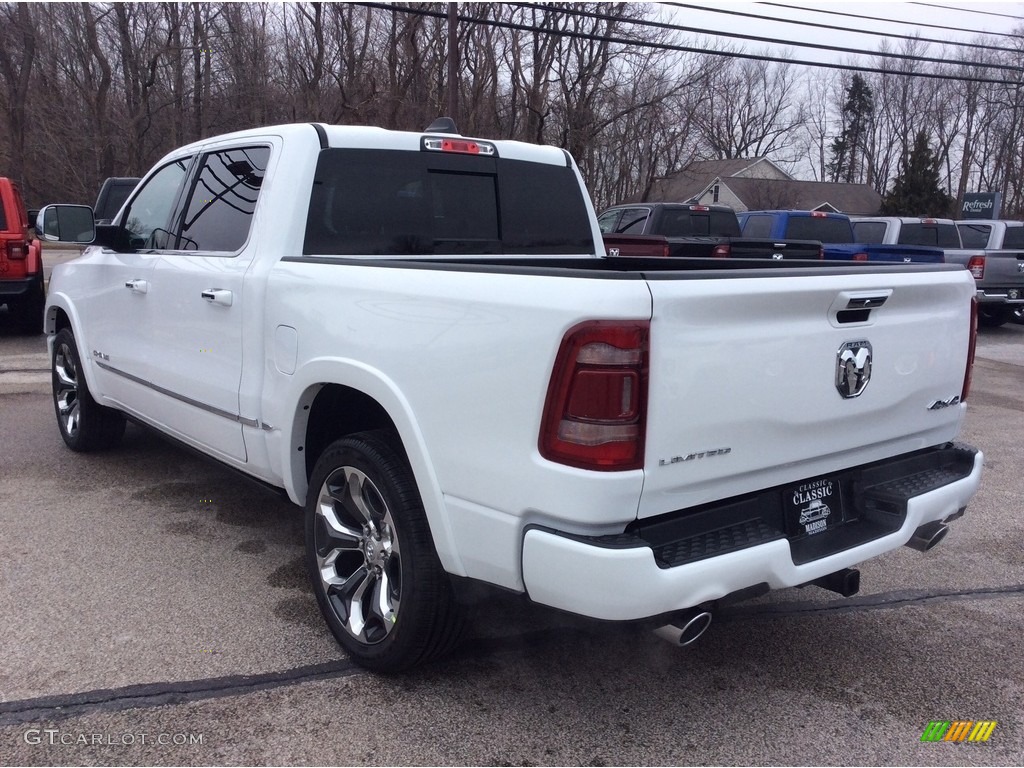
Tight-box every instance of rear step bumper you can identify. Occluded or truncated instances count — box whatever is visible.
[522,444,982,621]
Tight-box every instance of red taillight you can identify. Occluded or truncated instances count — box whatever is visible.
[962,297,978,402]
[6,241,26,260]
[811,211,827,218]
[818,246,825,260]
[662,242,670,258]
[967,255,985,279]
[711,243,731,258]
[688,205,709,211]
[852,252,868,262]
[540,321,649,471]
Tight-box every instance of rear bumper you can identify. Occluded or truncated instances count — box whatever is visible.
[0,275,43,303]
[976,287,1024,304]
[522,444,983,621]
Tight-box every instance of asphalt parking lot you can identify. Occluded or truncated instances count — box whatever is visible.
[0,308,1022,766]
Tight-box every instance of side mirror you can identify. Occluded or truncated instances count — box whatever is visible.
[37,205,96,244]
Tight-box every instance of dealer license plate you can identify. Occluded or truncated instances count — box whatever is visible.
[783,476,845,538]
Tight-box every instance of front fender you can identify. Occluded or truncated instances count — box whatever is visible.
[44,291,102,396]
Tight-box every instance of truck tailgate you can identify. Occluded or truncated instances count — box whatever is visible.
[639,267,975,518]
[979,250,1024,290]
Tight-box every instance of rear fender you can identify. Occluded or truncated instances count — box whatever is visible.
[281,358,467,578]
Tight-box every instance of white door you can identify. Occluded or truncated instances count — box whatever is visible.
[82,158,192,408]
[140,145,271,463]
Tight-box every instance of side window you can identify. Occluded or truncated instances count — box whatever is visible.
[852,222,885,244]
[1003,227,1024,249]
[122,159,191,249]
[742,215,772,238]
[178,146,270,252]
[617,208,650,234]
[957,224,989,249]
[598,211,621,234]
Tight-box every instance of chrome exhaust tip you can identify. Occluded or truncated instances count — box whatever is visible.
[653,609,713,647]
[906,520,949,552]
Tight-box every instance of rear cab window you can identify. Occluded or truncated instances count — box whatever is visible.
[897,223,961,248]
[304,149,594,256]
[785,216,852,243]
[659,208,741,237]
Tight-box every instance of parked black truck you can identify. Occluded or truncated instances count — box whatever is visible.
[599,203,823,260]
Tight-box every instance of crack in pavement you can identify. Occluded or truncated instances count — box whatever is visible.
[1,584,1021,727]
[0,661,362,727]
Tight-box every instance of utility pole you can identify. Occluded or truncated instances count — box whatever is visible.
[447,2,458,122]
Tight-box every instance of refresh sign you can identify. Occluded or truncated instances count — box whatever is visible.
[961,193,1001,220]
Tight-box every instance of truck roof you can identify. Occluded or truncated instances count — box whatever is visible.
[154,122,570,168]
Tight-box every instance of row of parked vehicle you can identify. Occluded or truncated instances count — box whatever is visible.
[598,202,1024,327]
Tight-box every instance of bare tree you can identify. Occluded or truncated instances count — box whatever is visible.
[691,51,808,161]
[0,3,37,190]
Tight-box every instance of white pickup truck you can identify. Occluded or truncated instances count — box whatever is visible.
[39,122,983,671]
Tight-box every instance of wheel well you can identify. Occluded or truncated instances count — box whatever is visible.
[50,307,71,334]
[303,384,400,480]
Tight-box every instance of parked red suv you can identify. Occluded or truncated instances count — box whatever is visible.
[0,177,44,333]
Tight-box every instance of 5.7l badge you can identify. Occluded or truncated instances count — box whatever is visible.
[836,340,872,399]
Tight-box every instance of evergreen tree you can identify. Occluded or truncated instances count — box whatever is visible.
[880,131,954,216]
[826,74,874,184]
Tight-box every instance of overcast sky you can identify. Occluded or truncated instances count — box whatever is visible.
[656,1,1024,67]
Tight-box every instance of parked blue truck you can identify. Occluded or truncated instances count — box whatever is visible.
[738,210,944,264]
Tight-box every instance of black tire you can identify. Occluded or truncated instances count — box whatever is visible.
[305,431,465,672]
[977,305,1012,328]
[51,328,126,451]
[1012,305,1024,325]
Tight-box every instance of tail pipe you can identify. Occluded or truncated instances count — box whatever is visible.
[813,567,861,597]
[906,520,949,552]
[653,608,713,647]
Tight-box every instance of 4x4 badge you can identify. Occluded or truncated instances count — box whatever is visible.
[836,340,872,399]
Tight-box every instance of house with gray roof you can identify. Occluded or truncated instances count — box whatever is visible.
[643,158,882,216]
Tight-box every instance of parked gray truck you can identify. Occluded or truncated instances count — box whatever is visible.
[853,216,1024,327]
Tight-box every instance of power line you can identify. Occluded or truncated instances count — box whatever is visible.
[662,1,1023,55]
[535,1,1024,72]
[909,2,1024,22]
[758,1,1024,40]
[353,2,1024,86]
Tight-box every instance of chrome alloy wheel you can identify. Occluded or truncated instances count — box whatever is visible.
[53,341,81,438]
[314,466,402,645]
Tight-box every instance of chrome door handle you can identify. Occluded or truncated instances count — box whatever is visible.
[201,288,233,307]
[124,279,148,294]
